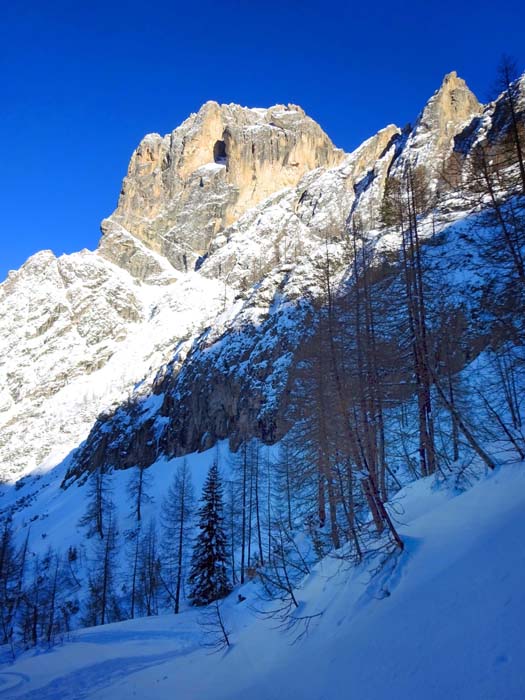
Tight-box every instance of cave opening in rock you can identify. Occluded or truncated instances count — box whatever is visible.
[213,139,227,165]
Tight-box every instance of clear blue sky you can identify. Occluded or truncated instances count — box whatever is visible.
[2,0,525,281]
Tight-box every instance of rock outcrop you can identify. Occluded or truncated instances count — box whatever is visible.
[392,71,482,176]
[102,102,344,275]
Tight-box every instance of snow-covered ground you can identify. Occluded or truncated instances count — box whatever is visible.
[2,460,524,699]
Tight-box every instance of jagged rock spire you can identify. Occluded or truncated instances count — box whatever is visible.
[393,71,482,173]
[416,71,481,137]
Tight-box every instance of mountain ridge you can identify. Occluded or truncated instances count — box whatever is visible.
[1,70,520,483]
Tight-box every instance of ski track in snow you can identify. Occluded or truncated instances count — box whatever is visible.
[11,650,189,700]
[0,673,31,695]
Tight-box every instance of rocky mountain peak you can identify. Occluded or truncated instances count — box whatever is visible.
[100,101,344,277]
[422,71,481,132]
[393,71,482,175]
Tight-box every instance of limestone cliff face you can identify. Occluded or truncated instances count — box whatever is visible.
[393,71,482,176]
[101,101,344,273]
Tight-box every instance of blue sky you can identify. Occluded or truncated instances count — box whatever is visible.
[2,0,525,281]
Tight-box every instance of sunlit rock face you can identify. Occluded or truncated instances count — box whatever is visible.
[393,71,482,174]
[101,101,344,273]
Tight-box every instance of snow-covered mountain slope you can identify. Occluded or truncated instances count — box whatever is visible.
[0,251,233,479]
[0,70,521,486]
[0,99,345,482]
[3,460,524,700]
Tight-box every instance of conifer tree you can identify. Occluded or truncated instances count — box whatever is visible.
[160,460,194,614]
[78,466,114,540]
[83,507,121,626]
[127,464,153,524]
[136,518,161,617]
[0,516,27,646]
[188,461,231,606]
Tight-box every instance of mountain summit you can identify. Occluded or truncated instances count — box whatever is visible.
[100,101,343,278]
